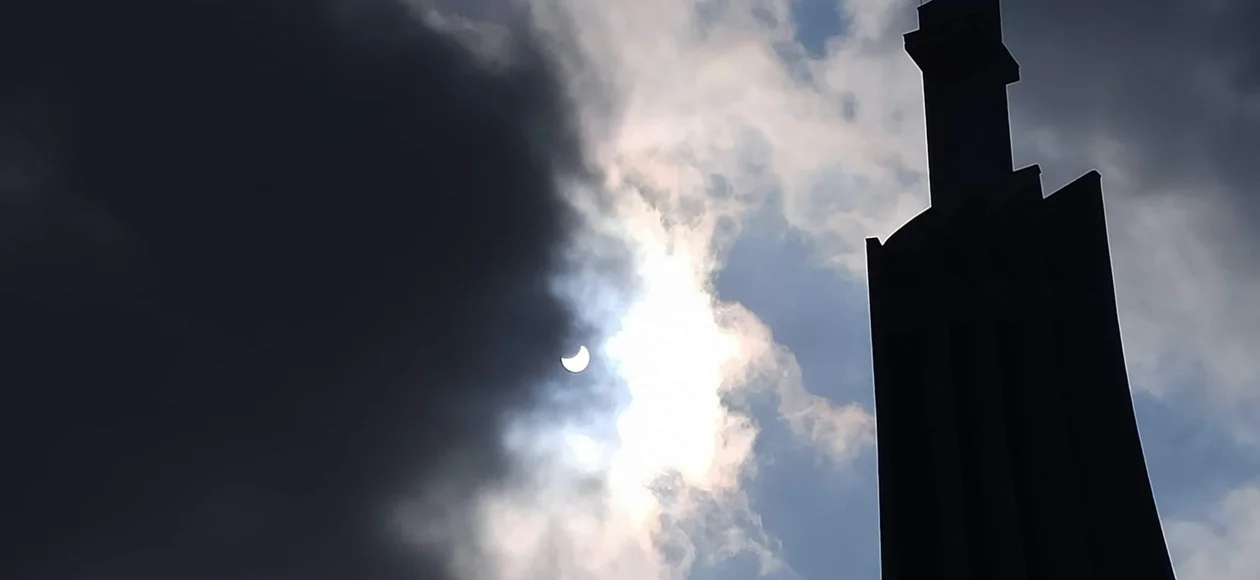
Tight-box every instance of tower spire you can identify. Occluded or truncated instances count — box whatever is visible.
[906,0,1019,210]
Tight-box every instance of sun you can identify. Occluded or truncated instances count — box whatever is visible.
[560,345,591,373]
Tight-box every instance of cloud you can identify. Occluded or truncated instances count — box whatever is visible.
[724,300,875,465]
[446,2,890,577]
[432,183,797,580]
[351,2,893,578]
[1167,485,1260,580]
[0,1,594,578]
[558,0,1260,439]
[535,0,928,269]
[533,0,891,435]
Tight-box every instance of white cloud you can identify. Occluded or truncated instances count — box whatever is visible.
[1106,184,1260,433]
[1167,485,1260,580]
[534,0,930,266]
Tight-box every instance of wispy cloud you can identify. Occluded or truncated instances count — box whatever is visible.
[1167,485,1260,580]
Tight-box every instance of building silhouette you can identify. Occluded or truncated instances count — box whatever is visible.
[865,1,1178,579]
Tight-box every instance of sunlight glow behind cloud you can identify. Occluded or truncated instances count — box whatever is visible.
[396,1,891,578]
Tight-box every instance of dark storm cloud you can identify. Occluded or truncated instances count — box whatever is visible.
[1004,0,1259,211]
[0,1,588,579]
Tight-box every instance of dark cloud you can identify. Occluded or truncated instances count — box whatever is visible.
[1005,0,1259,211]
[0,1,587,578]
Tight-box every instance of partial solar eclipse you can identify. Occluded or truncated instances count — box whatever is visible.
[561,345,590,373]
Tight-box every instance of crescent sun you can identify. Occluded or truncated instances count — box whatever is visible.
[560,345,590,373]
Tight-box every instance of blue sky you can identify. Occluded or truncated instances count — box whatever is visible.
[718,197,879,580]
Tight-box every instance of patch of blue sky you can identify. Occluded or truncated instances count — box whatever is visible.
[1135,387,1260,521]
[717,193,881,579]
[789,0,848,58]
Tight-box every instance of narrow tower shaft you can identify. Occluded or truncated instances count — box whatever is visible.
[905,0,1019,209]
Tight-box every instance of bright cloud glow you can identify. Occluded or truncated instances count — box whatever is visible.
[603,242,743,522]
[401,2,890,578]
[439,186,775,580]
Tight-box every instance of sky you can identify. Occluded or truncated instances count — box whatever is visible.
[2,0,1258,579]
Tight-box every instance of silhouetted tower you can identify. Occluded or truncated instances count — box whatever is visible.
[906,0,1017,208]
[865,1,1178,579]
